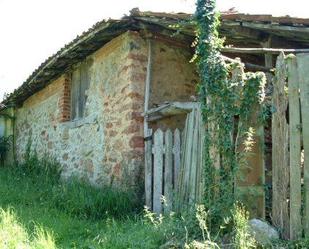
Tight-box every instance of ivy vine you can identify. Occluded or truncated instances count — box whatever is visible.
[195,0,266,230]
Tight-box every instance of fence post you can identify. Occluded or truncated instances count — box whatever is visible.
[297,54,309,237]
[153,129,164,214]
[173,129,181,190]
[272,52,290,239]
[164,129,173,213]
[287,56,302,239]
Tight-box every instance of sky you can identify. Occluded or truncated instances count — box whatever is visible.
[1,0,308,100]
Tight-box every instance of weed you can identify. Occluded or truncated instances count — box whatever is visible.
[232,204,256,249]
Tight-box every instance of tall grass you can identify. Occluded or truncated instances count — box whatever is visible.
[0,208,56,249]
[17,152,140,220]
[51,178,139,219]
[0,153,155,248]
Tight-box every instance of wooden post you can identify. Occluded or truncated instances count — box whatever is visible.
[259,38,273,219]
[272,52,290,239]
[189,108,199,204]
[287,55,302,239]
[297,54,309,237]
[144,39,153,209]
[261,37,273,91]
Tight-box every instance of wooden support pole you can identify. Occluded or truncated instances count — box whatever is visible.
[261,38,274,84]
[144,39,153,209]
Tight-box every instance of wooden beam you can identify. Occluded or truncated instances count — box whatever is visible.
[222,47,309,54]
[143,102,199,121]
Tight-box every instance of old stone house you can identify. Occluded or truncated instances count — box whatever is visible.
[0,10,201,187]
[1,10,309,211]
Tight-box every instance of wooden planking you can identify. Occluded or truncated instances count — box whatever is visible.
[272,52,290,239]
[297,53,309,237]
[287,55,302,239]
[164,129,173,213]
[183,109,195,204]
[177,114,189,211]
[145,129,153,209]
[189,108,199,203]
[176,107,205,208]
[173,129,181,190]
[153,129,164,214]
[148,106,204,213]
[197,108,205,203]
[194,108,202,202]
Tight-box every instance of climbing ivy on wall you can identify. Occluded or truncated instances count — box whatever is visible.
[194,0,266,229]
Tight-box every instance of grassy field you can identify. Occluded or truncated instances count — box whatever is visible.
[0,165,167,249]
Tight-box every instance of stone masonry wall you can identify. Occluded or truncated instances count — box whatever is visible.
[15,31,147,187]
[14,31,198,188]
[149,39,199,131]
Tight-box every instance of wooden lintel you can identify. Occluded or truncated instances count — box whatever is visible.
[143,102,200,121]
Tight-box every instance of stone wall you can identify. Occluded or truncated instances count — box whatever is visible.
[14,31,198,188]
[149,38,198,131]
[15,31,147,187]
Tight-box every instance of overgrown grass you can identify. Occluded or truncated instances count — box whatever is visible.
[0,157,166,248]
[0,155,273,248]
